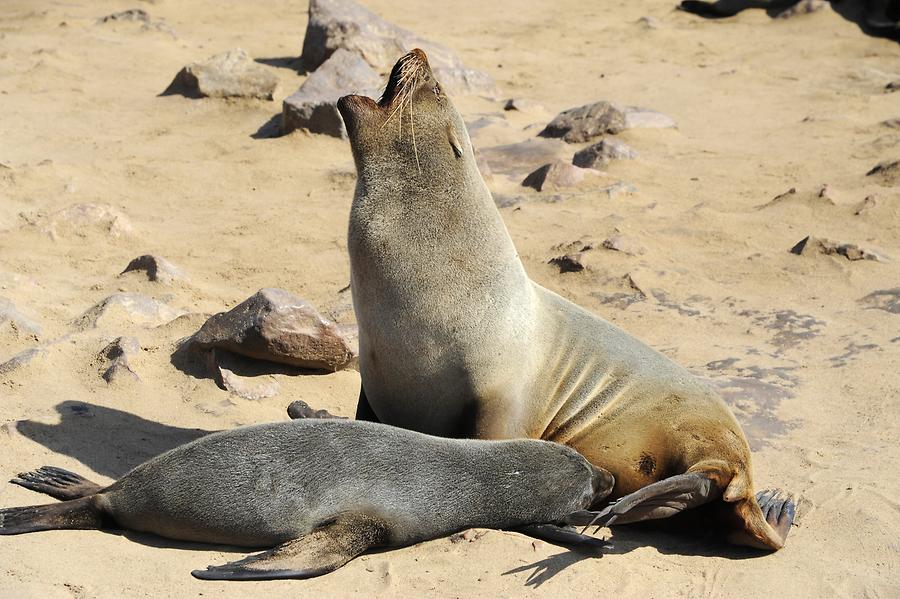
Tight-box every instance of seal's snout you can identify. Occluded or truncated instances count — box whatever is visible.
[379,48,432,107]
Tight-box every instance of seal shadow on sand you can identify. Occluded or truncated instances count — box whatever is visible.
[503,513,769,588]
[15,401,212,479]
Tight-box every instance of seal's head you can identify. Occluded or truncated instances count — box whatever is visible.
[337,49,472,183]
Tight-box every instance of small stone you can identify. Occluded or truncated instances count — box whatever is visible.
[522,160,602,192]
[99,336,141,383]
[549,252,589,273]
[854,195,877,215]
[208,349,280,400]
[538,101,627,143]
[866,159,900,187]
[638,15,661,28]
[78,293,187,329]
[299,0,499,98]
[621,106,677,130]
[503,98,543,112]
[0,347,44,376]
[886,81,900,93]
[882,118,900,128]
[599,181,637,198]
[286,400,347,419]
[0,297,42,337]
[601,234,645,255]
[43,203,133,240]
[120,255,188,285]
[790,236,884,262]
[189,288,357,372]
[572,138,638,169]
[282,49,381,138]
[817,184,836,201]
[96,9,149,23]
[163,48,278,100]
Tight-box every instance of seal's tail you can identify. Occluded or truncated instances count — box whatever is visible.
[0,497,102,535]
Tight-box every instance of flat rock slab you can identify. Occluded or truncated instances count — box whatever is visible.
[282,49,381,138]
[42,203,132,240]
[0,297,42,337]
[207,349,280,401]
[539,101,676,143]
[189,287,357,372]
[120,255,188,285]
[78,293,187,329]
[866,159,900,186]
[522,160,603,192]
[299,0,499,98]
[163,48,278,100]
[790,235,885,262]
[0,347,44,376]
[572,138,638,168]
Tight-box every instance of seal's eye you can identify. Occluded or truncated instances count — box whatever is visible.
[447,126,463,158]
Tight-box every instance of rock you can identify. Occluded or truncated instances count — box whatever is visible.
[522,161,602,192]
[0,297,42,337]
[78,293,187,329]
[43,203,132,240]
[854,195,878,215]
[479,138,571,178]
[97,9,149,23]
[549,241,594,273]
[882,118,900,129]
[572,138,638,168]
[282,49,381,138]
[538,101,627,143]
[774,0,826,18]
[860,288,900,314]
[637,15,661,28]
[473,148,493,182]
[99,336,141,383]
[120,255,188,285]
[599,181,638,198]
[0,347,44,376]
[287,400,347,419]
[885,81,900,93]
[163,48,278,100]
[866,159,900,187]
[503,98,543,112]
[601,234,645,255]
[189,288,357,372]
[621,106,677,130]
[207,349,280,401]
[789,236,885,262]
[299,0,499,98]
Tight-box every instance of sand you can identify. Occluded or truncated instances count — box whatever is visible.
[1,0,898,597]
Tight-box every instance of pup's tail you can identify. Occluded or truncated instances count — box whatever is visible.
[0,497,102,535]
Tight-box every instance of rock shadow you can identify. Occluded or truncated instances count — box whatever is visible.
[251,113,284,139]
[15,401,212,478]
[254,56,305,73]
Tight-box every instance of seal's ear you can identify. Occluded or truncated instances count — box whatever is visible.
[447,126,463,158]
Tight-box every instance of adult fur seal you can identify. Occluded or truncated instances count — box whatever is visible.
[333,49,796,551]
[0,419,612,580]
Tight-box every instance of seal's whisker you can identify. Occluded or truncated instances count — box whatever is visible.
[410,73,421,173]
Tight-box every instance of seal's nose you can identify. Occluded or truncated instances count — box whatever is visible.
[590,465,615,505]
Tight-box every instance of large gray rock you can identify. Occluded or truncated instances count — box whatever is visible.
[522,160,602,192]
[299,0,499,98]
[189,288,357,372]
[282,49,381,138]
[163,48,278,100]
[539,102,676,143]
[572,138,638,168]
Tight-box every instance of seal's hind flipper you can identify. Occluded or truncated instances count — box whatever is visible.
[565,472,719,531]
[756,488,795,540]
[726,488,796,550]
[515,523,608,549]
[11,466,103,501]
[192,514,390,581]
[0,497,102,535]
[286,400,346,420]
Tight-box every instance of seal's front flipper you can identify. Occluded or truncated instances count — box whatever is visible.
[0,497,102,535]
[515,523,608,548]
[11,466,103,501]
[565,472,719,530]
[192,514,390,581]
[286,400,346,420]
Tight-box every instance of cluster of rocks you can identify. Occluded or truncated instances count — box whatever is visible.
[790,235,885,262]
[282,0,500,138]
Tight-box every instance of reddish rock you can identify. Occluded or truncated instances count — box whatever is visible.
[522,160,602,192]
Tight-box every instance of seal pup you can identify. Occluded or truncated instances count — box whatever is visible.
[333,49,796,551]
[1,419,613,580]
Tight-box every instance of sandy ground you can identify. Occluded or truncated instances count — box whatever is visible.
[1,0,899,597]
